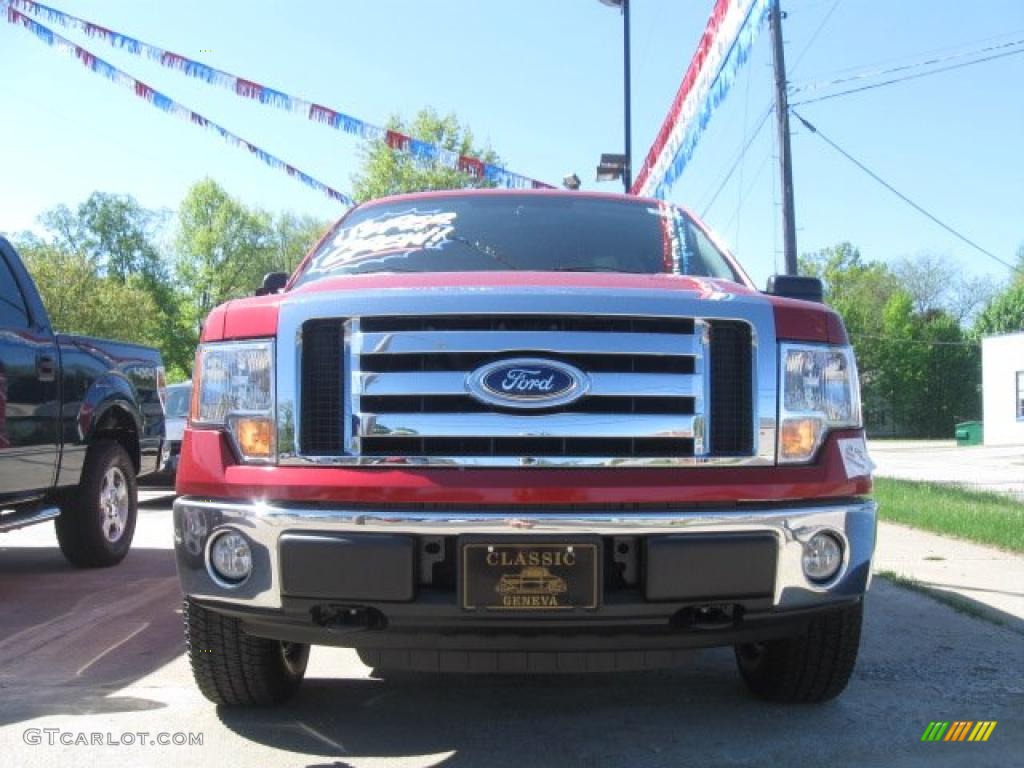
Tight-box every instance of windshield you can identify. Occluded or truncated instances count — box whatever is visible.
[293,194,741,286]
[165,384,191,418]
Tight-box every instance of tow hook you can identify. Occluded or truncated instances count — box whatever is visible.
[312,605,386,633]
[673,603,740,631]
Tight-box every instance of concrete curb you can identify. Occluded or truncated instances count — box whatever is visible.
[873,521,1024,633]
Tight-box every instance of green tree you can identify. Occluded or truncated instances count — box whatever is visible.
[10,185,327,381]
[891,253,998,324]
[38,192,171,286]
[174,180,328,353]
[974,282,1024,336]
[270,212,329,273]
[800,243,980,437]
[799,242,899,333]
[800,244,898,426]
[875,294,980,436]
[914,311,980,434]
[351,108,500,202]
[21,193,196,378]
[16,241,162,346]
[175,179,275,334]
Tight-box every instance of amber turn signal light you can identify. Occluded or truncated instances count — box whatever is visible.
[780,418,822,462]
[229,416,274,460]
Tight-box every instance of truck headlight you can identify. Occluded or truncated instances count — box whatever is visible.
[778,343,861,463]
[190,340,276,463]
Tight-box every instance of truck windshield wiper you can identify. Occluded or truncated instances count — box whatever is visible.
[445,235,522,270]
[350,267,424,273]
[549,265,639,273]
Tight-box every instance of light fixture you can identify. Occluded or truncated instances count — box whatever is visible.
[596,153,627,182]
[802,532,843,582]
[209,530,253,584]
[596,0,631,192]
[778,343,862,463]
[562,173,581,190]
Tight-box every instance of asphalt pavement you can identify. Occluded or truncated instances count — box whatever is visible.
[0,491,1021,767]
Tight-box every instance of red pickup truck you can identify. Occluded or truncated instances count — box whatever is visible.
[175,190,875,706]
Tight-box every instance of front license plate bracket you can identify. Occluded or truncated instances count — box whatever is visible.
[460,539,601,611]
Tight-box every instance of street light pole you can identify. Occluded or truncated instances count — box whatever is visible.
[598,0,632,192]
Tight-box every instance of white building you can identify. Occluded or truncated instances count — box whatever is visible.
[981,332,1024,446]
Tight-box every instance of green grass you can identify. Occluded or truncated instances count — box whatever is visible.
[874,477,1024,553]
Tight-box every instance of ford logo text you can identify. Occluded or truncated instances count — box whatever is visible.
[466,358,589,409]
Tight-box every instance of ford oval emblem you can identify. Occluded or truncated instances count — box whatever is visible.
[466,358,590,409]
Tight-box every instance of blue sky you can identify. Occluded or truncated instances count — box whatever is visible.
[2,0,1022,288]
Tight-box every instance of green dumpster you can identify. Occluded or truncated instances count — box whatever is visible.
[954,420,983,446]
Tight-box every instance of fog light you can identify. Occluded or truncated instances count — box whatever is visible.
[209,531,252,584]
[802,532,842,582]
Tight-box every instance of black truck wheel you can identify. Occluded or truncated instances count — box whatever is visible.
[734,601,863,703]
[184,597,309,706]
[55,440,138,568]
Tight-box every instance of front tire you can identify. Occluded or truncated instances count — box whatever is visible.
[184,597,309,706]
[734,601,863,703]
[55,440,137,568]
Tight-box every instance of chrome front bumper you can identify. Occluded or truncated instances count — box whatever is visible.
[174,497,876,612]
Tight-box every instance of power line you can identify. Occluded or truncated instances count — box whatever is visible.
[769,121,780,275]
[796,28,1024,82]
[789,0,844,75]
[791,110,1022,276]
[791,46,1024,106]
[734,36,758,255]
[632,0,665,81]
[851,334,980,348]
[722,148,774,237]
[700,105,774,218]
[790,37,1024,94]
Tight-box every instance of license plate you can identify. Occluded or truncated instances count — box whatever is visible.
[461,542,599,611]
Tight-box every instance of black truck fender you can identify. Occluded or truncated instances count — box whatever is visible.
[80,384,144,473]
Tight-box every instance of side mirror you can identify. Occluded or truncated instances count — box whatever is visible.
[255,272,288,296]
[765,274,824,303]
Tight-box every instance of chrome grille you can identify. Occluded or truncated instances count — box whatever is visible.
[279,289,773,469]
[295,314,743,465]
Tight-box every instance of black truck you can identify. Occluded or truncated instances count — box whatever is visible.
[0,236,165,566]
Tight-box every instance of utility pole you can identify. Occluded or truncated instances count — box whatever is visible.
[770,0,797,275]
[622,0,632,192]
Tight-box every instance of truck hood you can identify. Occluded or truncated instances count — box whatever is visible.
[287,271,758,297]
[202,271,847,345]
